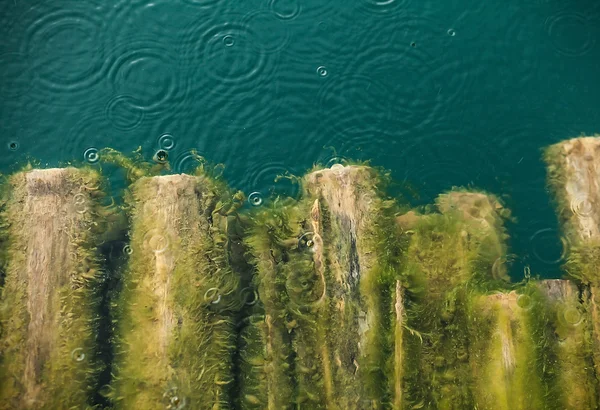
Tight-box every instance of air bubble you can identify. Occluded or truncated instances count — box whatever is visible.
[84,147,100,164]
[248,192,263,206]
[516,294,533,310]
[298,232,315,251]
[158,134,176,150]
[123,244,133,255]
[8,141,19,151]
[71,348,86,362]
[154,149,169,164]
[317,66,328,77]
[447,28,456,37]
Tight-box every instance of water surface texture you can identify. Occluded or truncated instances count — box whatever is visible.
[1,0,600,278]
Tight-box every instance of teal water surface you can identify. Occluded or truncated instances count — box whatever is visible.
[1,0,600,279]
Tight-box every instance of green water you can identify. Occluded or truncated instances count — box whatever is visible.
[1,0,599,279]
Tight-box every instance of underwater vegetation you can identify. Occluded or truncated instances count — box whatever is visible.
[0,138,599,409]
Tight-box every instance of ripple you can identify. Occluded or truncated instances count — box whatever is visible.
[570,195,594,217]
[107,40,182,114]
[344,15,466,134]
[143,228,170,254]
[181,0,224,8]
[0,53,33,99]
[238,161,301,200]
[23,7,106,95]
[242,10,291,54]
[84,147,100,164]
[7,141,20,152]
[247,192,263,207]
[180,15,271,87]
[162,387,187,410]
[269,0,301,20]
[529,228,569,265]
[516,294,534,310]
[317,73,394,145]
[353,0,405,17]
[561,306,583,326]
[179,13,279,132]
[158,134,176,151]
[545,12,596,57]
[71,348,86,362]
[172,149,206,174]
[105,95,145,131]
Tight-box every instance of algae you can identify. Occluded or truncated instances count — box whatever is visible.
[110,170,244,409]
[0,167,109,409]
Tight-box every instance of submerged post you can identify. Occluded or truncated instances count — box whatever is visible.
[0,168,105,409]
[544,135,600,404]
[398,190,516,409]
[110,173,242,409]
[243,164,403,409]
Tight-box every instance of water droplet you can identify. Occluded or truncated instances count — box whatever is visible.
[158,134,176,151]
[204,287,221,304]
[248,192,263,207]
[7,141,19,151]
[317,66,328,77]
[71,348,86,362]
[223,35,235,47]
[154,149,169,164]
[83,147,100,164]
[517,294,533,310]
[447,28,456,37]
[298,232,315,251]
[123,244,133,255]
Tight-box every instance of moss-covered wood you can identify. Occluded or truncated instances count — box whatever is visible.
[398,190,513,409]
[0,167,107,409]
[110,173,243,409]
[544,136,600,404]
[243,164,404,409]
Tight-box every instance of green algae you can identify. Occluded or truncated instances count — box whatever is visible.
[398,189,512,410]
[0,166,109,409]
[242,164,405,409]
[109,170,244,409]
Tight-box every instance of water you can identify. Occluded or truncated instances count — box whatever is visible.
[1,0,600,279]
